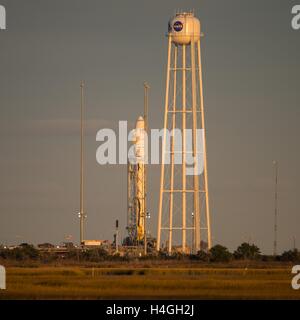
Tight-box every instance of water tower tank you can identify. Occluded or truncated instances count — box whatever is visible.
[168,12,200,45]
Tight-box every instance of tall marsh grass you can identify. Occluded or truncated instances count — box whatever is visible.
[0,266,298,300]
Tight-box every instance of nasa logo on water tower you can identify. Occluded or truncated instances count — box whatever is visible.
[173,21,183,32]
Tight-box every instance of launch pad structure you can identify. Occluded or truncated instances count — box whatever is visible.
[126,84,150,251]
[77,12,212,256]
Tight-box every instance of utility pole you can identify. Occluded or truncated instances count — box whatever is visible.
[79,81,85,245]
[143,82,150,255]
[192,212,195,254]
[293,236,296,251]
[115,220,119,254]
[273,160,278,256]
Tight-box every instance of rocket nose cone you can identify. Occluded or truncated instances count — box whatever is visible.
[136,116,145,129]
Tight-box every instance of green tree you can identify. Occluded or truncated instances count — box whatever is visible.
[82,248,108,262]
[209,245,232,262]
[194,250,210,262]
[280,249,299,262]
[20,244,40,260]
[234,242,261,260]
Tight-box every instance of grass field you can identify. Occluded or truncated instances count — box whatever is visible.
[0,266,299,299]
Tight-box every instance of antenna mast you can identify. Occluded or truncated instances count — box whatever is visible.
[273,160,278,256]
[79,81,85,245]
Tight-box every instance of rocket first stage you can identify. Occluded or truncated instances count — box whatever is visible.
[127,116,146,243]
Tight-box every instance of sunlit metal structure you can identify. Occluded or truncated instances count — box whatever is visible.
[156,12,212,254]
[127,84,150,248]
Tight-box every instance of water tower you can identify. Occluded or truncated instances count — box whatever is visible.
[156,12,212,254]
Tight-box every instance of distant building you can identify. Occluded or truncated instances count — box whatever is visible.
[82,240,109,248]
[37,243,55,249]
[62,242,75,249]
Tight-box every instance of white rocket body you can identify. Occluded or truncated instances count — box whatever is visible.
[134,116,145,241]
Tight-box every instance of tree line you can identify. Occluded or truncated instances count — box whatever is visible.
[0,242,299,263]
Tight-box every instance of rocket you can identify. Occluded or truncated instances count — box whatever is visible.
[134,116,145,241]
